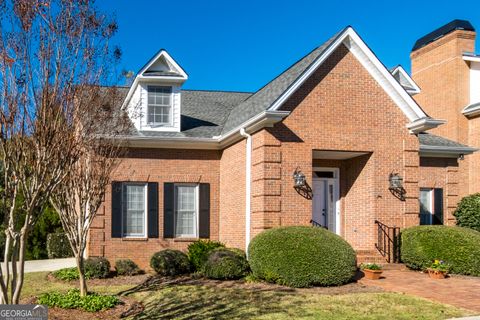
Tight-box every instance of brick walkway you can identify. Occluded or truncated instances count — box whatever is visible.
[358,265,480,313]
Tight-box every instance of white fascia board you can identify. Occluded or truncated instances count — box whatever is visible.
[419,145,478,157]
[138,50,188,79]
[463,104,480,117]
[463,55,480,63]
[406,118,446,133]
[137,75,186,83]
[267,27,439,129]
[391,65,421,95]
[121,110,290,149]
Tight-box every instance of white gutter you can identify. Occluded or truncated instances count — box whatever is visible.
[239,128,252,252]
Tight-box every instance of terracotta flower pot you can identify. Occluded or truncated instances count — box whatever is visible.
[427,268,447,279]
[363,269,383,280]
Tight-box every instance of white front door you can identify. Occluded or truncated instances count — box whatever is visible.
[312,171,339,234]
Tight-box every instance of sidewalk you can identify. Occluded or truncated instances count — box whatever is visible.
[1,258,75,274]
[359,265,480,313]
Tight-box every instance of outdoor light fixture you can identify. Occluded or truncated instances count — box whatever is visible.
[388,172,406,201]
[388,173,403,189]
[293,168,306,188]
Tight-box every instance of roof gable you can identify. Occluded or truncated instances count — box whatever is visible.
[390,65,421,95]
[221,27,443,136]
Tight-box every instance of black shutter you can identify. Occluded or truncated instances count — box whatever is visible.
[111,182,123,238]
[434,188,444,225]
[148,182,159,238]
[163,183,175,238]
[199,183,210,238]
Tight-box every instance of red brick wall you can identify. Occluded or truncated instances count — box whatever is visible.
[250,44,421,252]
[411,30,476,198]
[418,157,460,225]
[219,139,246,248]
[88,148,221,270]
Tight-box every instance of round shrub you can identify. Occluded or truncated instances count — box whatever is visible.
[150,249,190,276]
[46,233,74,259]
[115,259,142,276]
[187,240,225,271]
[453,193,480,232]
[248,226,356,287]
[203,248,249,280]
[401,225,480,276]
[84,257,111,279]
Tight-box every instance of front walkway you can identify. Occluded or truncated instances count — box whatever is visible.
[1,258,75,274]
[359,265,480,313]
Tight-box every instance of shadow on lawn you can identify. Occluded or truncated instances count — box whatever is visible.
[121,275,300,320]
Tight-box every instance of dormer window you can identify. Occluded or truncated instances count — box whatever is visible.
[148,86,172,126]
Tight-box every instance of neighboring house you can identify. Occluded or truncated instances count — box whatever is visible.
[411,19,480,197]
[88,25,477,268]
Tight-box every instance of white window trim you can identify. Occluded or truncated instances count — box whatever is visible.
[147,85,173,127]
[420,188,434,225]
[122,182,148,238]
[173,183,199,238]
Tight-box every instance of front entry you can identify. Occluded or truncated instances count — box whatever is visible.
[312,168,340,234]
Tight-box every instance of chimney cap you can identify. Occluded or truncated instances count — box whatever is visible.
[412,19,475,52]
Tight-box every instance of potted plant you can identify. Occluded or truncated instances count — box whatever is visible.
[427,260,449,279]
[360,263,383,280]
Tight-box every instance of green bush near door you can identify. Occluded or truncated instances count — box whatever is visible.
[248,226,357,287]
[401,225,480,276]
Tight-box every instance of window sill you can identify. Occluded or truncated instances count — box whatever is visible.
[173,237,199,242]
[121,237,148,242]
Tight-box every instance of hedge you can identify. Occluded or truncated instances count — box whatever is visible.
[187,240,225,271]
[46,233,73,259]
[248,226,357,287]
[203,248,249,280]
[401,225,480,276]
[150,249,190,276]
[453,193,480,232]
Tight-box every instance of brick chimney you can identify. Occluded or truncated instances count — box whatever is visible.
[411,19,476,143]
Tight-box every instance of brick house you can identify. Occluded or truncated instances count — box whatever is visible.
[88,25,477,268]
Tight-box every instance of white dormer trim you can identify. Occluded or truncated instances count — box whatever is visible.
[267,27,443,133]
[123,50,188,133]
[390,65,421,95]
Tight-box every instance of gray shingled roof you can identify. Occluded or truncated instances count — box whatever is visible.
[221,30,343,135]
[119,88,252,138]
[418,133,471,149]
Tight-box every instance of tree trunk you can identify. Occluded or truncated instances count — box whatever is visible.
[76,255,88,297]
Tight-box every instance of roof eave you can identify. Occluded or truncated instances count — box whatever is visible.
[407,118,446,133]
[462,105,480,117]
[419,145,478,158]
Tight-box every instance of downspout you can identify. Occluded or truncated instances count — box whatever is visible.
[239,128,252,253]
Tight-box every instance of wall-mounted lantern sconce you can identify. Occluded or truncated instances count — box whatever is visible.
[459,154,465,161]
[293,167,312,200]
[293,168,306,188]
[389,172,406,201]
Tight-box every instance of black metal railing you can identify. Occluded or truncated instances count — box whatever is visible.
[310,219,327,229]
[375,220,401,263]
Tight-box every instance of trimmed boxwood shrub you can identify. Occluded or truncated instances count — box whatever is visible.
[150,249,190,276]
[115,259,142,276]
[248,226,356,287]
[84,257,111,279]
[203,248,249,280]
[187,240,225,271]
[453,193,480,232]
[46,233,73,259]
[401,225,480,276]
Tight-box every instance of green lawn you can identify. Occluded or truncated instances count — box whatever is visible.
[21,272,134,298]
[129,285,470,320]
[21,272,472,319]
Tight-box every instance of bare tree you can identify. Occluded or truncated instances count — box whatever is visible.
[0,0,120,303]
[50,86,129,297]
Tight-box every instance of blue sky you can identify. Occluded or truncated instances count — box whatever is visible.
[99,0,479,92]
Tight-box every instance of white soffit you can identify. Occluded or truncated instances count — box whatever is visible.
[313,150,369,160]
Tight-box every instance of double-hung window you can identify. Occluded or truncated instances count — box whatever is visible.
[174,184,198,238]
[147,86,172,125]
[122,183,147,237]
